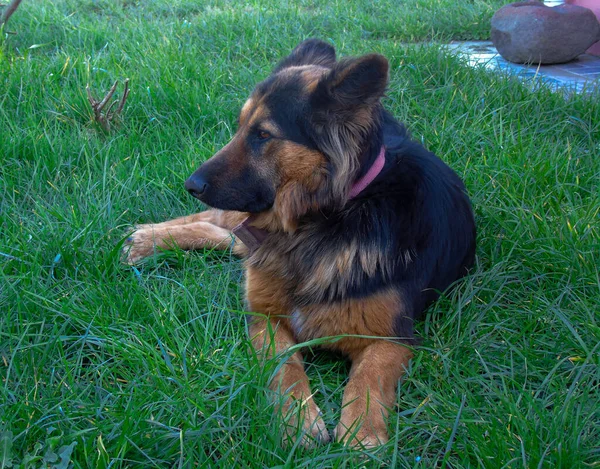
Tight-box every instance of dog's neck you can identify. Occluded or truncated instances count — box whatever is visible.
[348,145,385,199]
[233,145,386,253]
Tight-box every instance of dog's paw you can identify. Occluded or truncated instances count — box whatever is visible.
[334,417,388,449]
[283,401,330,448]
[122,228,161,264]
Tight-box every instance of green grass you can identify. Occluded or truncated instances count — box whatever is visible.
[1,0,599,467]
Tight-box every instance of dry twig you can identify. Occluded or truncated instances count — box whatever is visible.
[86,79,130,132]
[0,0,23,28]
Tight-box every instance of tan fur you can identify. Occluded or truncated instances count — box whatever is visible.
[296,243,394,301]
[313,106,377,200]
[241,98,270,130]
[272,142,328,232]
[335,341,412,447]
[258,120,280,136]
[124,210,248,263]
[312,56,389,201]
[302,69,324,92]
[211,138,248,179]
[123,49,411,450]
[280,65,328,92]
[134,209,248,231]
[216,141,329,235]
[125,215,412,448]
[289,288,404,354]
[239,98,255,125]
[246,268,329,445]
[246,266,412,447]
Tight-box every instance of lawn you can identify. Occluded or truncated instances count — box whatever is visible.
[1,0,599,467]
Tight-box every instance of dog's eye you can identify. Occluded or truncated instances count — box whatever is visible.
[257,130,271,141]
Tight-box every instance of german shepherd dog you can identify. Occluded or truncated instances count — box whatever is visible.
[125,39,476,448]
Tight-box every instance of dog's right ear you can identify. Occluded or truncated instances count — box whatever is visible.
[273,39,336,72]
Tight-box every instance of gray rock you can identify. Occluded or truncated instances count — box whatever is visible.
[491,1,600,64]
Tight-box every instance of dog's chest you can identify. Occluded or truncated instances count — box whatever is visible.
[247,255,400,353]
[290,308,310,342]
[289,307,340,343]
[253,233,395,307]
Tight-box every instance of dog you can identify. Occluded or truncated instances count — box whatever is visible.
[125,39,476,448]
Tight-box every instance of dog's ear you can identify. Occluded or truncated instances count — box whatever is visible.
[313,54,389,110]
[274,39,336,72]
[310,54,389,200]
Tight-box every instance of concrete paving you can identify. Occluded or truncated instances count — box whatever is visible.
[445,41,600,94]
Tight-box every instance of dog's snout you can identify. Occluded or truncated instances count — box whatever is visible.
[185,174,209,199]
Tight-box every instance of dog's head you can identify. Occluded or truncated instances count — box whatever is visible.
[185,39,389,231]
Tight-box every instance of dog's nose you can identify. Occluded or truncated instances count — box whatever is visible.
[185,174,209,199]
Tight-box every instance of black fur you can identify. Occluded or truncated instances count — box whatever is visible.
[249,111,475,344]
[273,39,336,72]
[190,39,476,345]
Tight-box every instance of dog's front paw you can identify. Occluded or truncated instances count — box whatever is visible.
[133,222,155,231]
[334,413,388,449]
[122,228,161,264]
[282,400,330,448]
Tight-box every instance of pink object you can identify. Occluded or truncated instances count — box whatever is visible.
[348,146,386,199]
[567,0,600,56]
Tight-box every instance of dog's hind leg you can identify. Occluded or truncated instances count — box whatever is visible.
[123,220,247,264]
[334,341,413,448]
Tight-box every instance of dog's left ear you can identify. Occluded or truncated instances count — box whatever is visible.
[274,39,337,72]
[313,54,389,110]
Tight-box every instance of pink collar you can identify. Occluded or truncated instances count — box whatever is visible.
[234,146,386,252]
[348,145,386,199]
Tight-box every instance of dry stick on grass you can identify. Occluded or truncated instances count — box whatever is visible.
[86,79,130,132]
[0,0,23,28]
